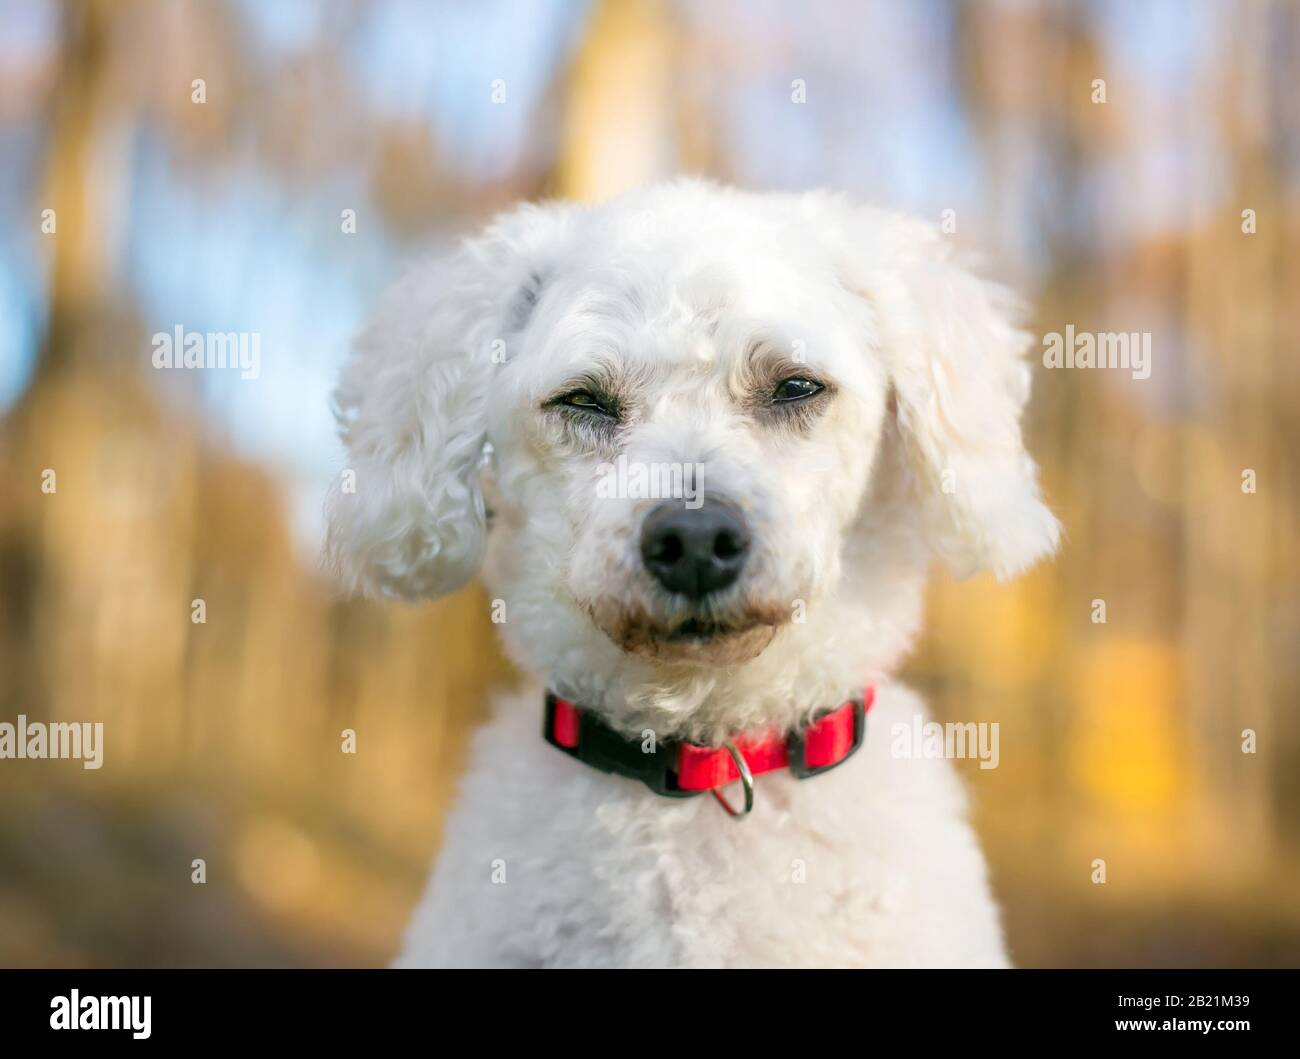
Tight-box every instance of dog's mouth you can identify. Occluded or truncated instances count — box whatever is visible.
[587,601,788,665]
[638,616,780,664]
[665,617,739,642]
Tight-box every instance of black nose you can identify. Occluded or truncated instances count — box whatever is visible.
[640,499,750,600]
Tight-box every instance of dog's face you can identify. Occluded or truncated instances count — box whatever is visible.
[488,222,889,668]
[328,182,1058,731]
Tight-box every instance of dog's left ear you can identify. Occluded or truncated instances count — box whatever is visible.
[326,202,572,599]
[818,198,1060,580]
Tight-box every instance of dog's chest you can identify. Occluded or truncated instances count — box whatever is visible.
[398,685,1008,968]
[580,770,918,967]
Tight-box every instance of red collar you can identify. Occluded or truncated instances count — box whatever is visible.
[544,687,875,817]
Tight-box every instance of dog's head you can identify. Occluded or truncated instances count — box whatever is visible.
[327,182,1058,736]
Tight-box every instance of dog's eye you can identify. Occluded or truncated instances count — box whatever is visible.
[555,389,617,418]
[771,377,823,403]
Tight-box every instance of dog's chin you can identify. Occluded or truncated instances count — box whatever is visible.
[590,604,785,666]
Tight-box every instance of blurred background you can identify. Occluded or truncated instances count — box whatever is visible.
[0,0,1297,967]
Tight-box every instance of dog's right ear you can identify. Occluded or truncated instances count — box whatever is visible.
[325,204,570,600]
[803,192,1059,582]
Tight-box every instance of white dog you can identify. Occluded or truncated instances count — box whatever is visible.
[326,180,1059,968]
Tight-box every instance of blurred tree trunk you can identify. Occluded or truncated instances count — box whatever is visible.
[36,0,120,381]
[557,0,677,201]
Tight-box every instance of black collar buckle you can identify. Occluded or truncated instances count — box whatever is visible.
[544,693,702,798]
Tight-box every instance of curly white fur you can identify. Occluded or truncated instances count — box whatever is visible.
[327,180,1059,967]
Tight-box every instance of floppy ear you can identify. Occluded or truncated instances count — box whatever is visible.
[823,200,1060,581]
[326,204,568,599]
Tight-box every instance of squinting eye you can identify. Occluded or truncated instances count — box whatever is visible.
[558,389,617,417]
[771,377,823,403]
